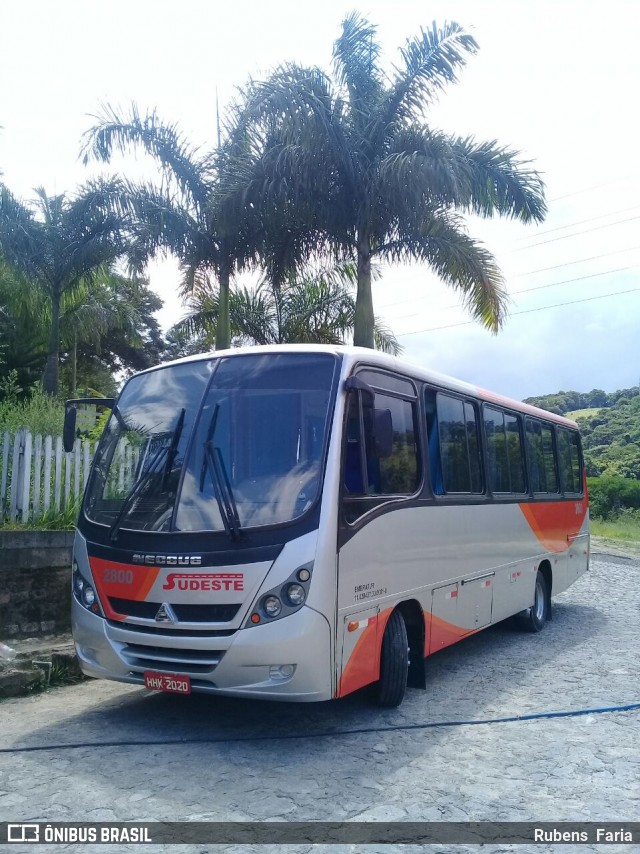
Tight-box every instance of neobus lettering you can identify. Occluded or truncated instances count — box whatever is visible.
[132,554,202,566]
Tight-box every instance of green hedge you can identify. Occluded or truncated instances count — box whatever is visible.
[587,475,640,520]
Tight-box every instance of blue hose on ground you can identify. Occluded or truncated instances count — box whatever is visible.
[1,701,639,754]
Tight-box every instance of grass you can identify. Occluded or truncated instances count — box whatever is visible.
[565,407,601,420]
[0,389,65,437]
[0,502,79,531]
[48,660,85,688]
[590,516,640,542]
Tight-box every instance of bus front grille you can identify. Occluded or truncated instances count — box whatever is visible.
[108,597,241,623]
[107,620,235,637]
[120,642,225,674]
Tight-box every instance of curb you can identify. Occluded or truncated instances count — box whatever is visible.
[0,637,82,699]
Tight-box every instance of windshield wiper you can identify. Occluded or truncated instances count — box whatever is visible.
[199,404,241,540]
[108,409,185,543]
[162,408,185,490]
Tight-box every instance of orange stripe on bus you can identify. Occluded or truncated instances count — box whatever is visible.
[336,608,392,698]
[519,500,588,554]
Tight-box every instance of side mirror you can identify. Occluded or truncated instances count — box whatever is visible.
[372,408,393,458]
[63,396,116,452]
[63,406,77,453]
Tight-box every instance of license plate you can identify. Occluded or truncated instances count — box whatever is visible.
[144,671,191,694]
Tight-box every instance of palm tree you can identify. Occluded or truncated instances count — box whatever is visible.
[0,257,46,390]
[58,274,141,394]
[227,13,547,348]
[0,184,123,393]
[81,104,260,351]
[173,265,401,354]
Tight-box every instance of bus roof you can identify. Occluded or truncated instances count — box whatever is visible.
[134,344,579,429]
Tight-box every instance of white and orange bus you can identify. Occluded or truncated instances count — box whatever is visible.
[66,345,589,707]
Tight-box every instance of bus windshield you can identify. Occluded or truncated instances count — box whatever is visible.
[84,352,337,534]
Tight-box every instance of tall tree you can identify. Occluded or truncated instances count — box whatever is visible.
[0,184,123,393]
[229,13,547,348]
[81,104,258,350]
[174,265,401,353]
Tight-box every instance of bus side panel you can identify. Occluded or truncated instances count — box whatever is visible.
[336,498,588,695]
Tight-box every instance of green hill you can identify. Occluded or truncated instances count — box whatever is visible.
[524,385,640,480]
[523,386,640,522]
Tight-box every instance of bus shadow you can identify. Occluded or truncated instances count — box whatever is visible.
[9,601,613,822]
[17,601,605,750]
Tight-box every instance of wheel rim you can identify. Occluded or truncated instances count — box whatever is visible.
[534,577,545,621]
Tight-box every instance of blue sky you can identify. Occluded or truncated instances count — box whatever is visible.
[1,0,639,399]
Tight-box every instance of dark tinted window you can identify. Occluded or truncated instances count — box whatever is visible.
[343,386,419,521]
[526,420,559,493]
[484,406,526,493]
[377,394,419,494]
[357,370,416,397]
[435,393,482,494]
[557,428,583,494]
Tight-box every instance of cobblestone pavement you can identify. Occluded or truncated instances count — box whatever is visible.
[1,550,639,854]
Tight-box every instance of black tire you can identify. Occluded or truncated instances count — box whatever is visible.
[372,610,409,707]
[516,570,550,633]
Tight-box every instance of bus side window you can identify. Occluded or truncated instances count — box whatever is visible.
[344,393,364,493]
[425,391,444,495]
[343,385,418,507]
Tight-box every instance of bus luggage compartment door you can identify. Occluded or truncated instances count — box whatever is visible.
[459,572,494,631]
[337,606,380,697]
[429,573,494,655]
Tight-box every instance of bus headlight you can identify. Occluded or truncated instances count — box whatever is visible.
[73,563,103,617]
[263,595,282,617]
[285,583,306,607]
[73,567,84,597]
[245,563,313,628]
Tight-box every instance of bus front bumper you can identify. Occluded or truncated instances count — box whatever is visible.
[72,602,333,702]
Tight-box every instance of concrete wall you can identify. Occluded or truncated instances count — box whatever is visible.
[0,531,74,638]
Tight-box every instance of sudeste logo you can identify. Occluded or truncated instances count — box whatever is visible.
[162,573,244,592]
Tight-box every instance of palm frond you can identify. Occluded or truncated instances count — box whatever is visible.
[383,21,478,126]
[0,184,44,280]
[241,66,356,195]
[377,128,546,228]
[373,318,402,355]
[446,136,547,223]
[379,212,508,333]
[333,12,383,114]
[81,102,211,210]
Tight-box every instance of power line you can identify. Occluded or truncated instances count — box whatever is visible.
[548,177,640,203]
[374,244,640,312]
[515,204,640,240]
[511,265,639,298]
[397,286,640,337]
[508,244,640,278]
[382,263,640,322]
[509,215,640,252]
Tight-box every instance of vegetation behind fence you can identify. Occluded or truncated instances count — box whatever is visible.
[0,429,95,524]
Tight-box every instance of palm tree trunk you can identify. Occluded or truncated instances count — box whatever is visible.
[72,327,77,395]
[216,260,231,350]
[43,288,61,395]
[354,231,375,349]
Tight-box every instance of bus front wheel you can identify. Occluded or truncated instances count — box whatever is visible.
[517,570,549,633]
[372,609,409,707]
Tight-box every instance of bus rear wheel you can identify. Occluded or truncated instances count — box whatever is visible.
[517,570,549,633]
[372,609,409,707]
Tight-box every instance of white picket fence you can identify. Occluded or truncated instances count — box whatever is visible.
[0,430,96,523]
